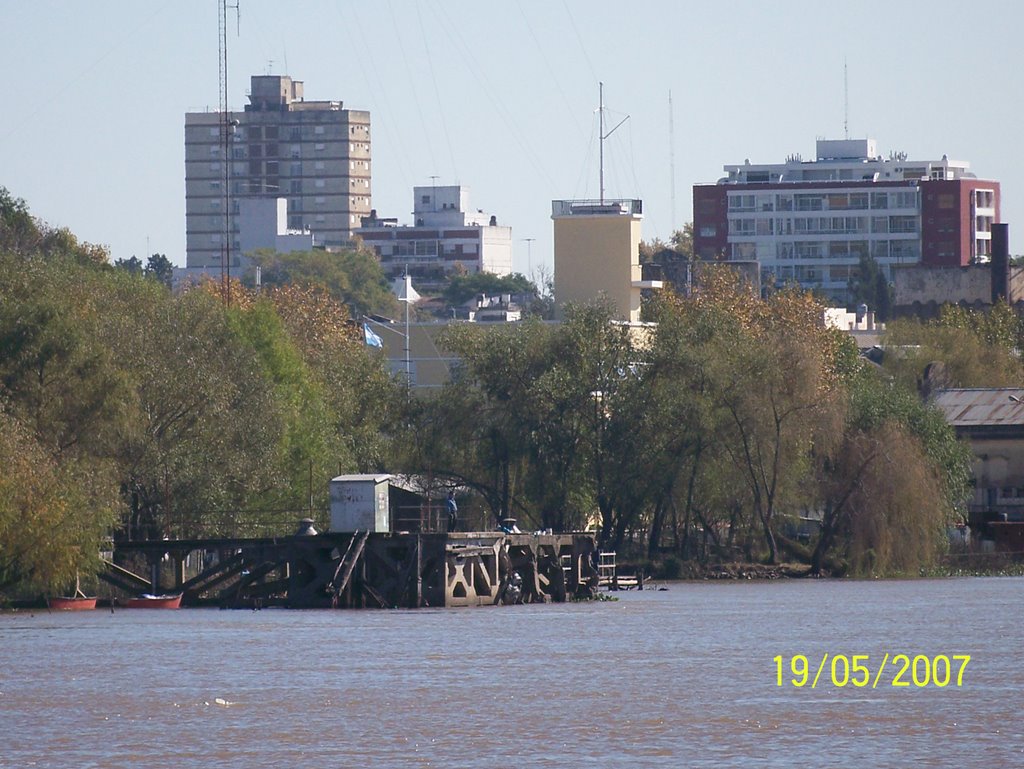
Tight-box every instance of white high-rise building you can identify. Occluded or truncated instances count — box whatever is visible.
[355,185,512,285]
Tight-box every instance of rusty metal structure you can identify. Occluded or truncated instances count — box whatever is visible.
[101,530,599,609]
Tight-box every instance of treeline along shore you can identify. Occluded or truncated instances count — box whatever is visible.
[4,187,1019,601]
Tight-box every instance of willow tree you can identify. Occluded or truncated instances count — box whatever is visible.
[677,270,850,564]
[809,364,972,576]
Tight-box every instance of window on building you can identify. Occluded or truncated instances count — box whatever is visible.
[699,225,717,238]
[728,194,756,212]
[315,143,325,151]
[264,126,278,140]
[870,192,888,209]
[250,144,262,158]
[890,240,920,260]
[422,195,431,205]
[315,179,325,188]
[889,216,917,233]
[729,218,755,235]
[209,127,220,137]
[795,242,823,259]
[315,161,325,170]
[893,191,917,209]
[290,180,301,194]
[289,127,301,141]
[795,194,823,211]
[314,125,325,135]
[249,160,262,176]
[938,194,955,209]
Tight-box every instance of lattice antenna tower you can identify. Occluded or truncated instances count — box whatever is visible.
[219,0,240,305]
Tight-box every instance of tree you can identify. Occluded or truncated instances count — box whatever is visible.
[848,252,893,320]
[0,411,118,597]
[808,366,971,576]
[442,271,539,311]
[0,187,109,265]
[114,256,144,275]
[245,248,398,318]
[883,308,1024,391]
[145,253,174,287]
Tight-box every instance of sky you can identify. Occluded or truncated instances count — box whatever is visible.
[2,0,1023,279]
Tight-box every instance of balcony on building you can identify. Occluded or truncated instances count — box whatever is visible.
[631,262,664,289]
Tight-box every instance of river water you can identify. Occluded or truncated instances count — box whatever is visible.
[2,577,1022,768]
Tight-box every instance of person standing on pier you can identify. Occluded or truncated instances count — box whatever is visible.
[446,491,458,532]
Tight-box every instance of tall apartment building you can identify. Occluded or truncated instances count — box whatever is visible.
[184,74,371,271]
[355,185,512,286]
[693,139,1000,303]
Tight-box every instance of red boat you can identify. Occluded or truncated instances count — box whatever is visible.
[47,596,97,611]
[124,594,183,609]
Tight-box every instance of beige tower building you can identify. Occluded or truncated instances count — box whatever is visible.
[552,199,658,322]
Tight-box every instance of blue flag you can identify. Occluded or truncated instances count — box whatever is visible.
[363,322,384,348]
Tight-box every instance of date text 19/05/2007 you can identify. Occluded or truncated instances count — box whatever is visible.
[773,653,971,688]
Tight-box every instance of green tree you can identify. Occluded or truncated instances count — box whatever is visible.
[145,253,174,287]
[0,411,118,598]
[245,248,398,318]
[809,366,971,576]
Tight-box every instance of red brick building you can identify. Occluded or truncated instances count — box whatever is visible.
[692,139,1000,304]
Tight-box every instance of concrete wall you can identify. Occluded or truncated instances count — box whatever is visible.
[893,263,1024,316]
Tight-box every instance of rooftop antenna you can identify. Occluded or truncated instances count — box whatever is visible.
[218,0,240,306]
[843,57,849,141]
[598,82,629,204]
[668,90,676,232]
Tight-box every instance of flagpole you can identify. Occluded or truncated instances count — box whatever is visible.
[404,277,411,381]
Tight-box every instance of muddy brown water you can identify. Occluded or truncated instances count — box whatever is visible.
[2,578,1022,767]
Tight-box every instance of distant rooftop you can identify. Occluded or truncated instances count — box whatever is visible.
[718,138,977,185]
